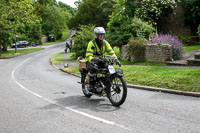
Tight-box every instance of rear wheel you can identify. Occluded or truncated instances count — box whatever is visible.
[81,73,92,97]
[107,76,127,106]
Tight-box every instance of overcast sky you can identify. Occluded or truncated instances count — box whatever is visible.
[57,0,77,8]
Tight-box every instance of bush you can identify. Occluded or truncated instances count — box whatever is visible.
[131,17,155,40]
[197,25,200,36]
[149,34,184,60]
[178,36,191,46]
[126,38,147,62]
[71,25,94,58]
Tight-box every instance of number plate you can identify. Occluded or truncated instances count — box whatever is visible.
[108,65,115,74]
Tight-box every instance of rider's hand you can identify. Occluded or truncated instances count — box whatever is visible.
[115,59,121,67]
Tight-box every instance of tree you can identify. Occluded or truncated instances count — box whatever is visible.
[183,0,200,35]
[40,5,67,40]
[135,0,177,26]
[58,1,76,16]
[0,0,39,55]
[37,0,57,6]
[106,0,136,47]
[68,0,115,29]
[72,25,94,58]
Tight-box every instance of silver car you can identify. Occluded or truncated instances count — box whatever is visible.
[11,41,28,48]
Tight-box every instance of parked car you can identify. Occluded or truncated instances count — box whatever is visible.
[31,42,40,47]
[11,41,28,48]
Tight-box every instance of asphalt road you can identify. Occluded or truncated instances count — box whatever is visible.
[0,35,200,133]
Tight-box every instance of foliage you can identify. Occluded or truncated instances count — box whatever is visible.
[40,5,67,40]
[0,0,39,55]
[71,25,95,58]
[130,17,155,39]
[107,0,155,47]
[126,38,147,61]
[107,0,137,47]
[135,0,177,26]
[68,0,116,29]
[149,34,184,60]
[58,1,76,16]
[178,36,191,46]
[197,25,200,36]
[182,0,200,34]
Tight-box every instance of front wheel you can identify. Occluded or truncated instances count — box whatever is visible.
[81,73,92,97]
[107,76,127,106]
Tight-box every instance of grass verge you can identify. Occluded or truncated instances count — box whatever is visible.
[184,45,200,53]
[51,52,200,92]
[1,48,43,58]
[50,52,66,65]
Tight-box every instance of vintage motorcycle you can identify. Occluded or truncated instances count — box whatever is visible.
[78,55,127,106]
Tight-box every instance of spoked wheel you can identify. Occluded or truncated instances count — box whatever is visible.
[81,73,92,97]
[108,76,127,106]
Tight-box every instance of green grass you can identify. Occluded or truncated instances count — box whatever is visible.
[61,66,80,76]
[184,45,200,53]
[50,52,66,65]
[65,65,200,92]
[42,28,71,46]
[121,65,200,92]
[52,47,200,92]
[1,48,43,58]
[67,52,78,62]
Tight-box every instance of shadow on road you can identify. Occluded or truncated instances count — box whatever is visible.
[42,95,121,112]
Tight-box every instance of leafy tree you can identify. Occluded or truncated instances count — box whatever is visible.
[135,0,177,26]
[106,0,136,47]
[40,5,67,40]
[58,1,76,16]
[0,0,39,55]
[71,25,94,58]
[37,0,57,6]
[68,0,115,29]
[182,0,200,35]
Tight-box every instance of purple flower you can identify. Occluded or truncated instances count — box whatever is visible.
[148,33,184,60]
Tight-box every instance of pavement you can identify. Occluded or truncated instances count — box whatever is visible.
[51,52,200,98]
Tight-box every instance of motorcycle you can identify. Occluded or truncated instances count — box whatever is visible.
[78,55,127,106]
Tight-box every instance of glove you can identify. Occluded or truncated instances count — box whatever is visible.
[115,59,121,67]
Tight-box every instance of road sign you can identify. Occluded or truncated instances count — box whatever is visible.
[16,34,18,37]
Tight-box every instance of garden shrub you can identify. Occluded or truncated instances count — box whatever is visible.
[149,34,184,60]
[178,36,191,46]
[71,25,94,59]
[126,38,147,62]
[197,25,200,36]
[131,17,155,40]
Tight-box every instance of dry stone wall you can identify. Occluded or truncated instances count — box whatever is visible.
[145,44,172,62]
[120,44,172,63]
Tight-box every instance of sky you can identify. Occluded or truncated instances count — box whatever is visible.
[56,0,77,8]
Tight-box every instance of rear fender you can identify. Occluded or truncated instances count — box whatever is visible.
[79,68,88,75]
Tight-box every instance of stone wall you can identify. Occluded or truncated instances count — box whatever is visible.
[145,44,172,62]
[120,44,172,63]
[120,45,129,60]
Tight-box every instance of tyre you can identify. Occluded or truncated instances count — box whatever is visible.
[81,73,92,97]
[107,76,127,106]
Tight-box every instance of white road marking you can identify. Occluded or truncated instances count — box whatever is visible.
[11,54,133,132]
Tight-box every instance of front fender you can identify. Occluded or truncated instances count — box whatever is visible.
[113,68,123,77]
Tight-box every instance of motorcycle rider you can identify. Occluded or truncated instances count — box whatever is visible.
[85,27,121,91]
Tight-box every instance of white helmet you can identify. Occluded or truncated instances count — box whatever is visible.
[94,27,106,39]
